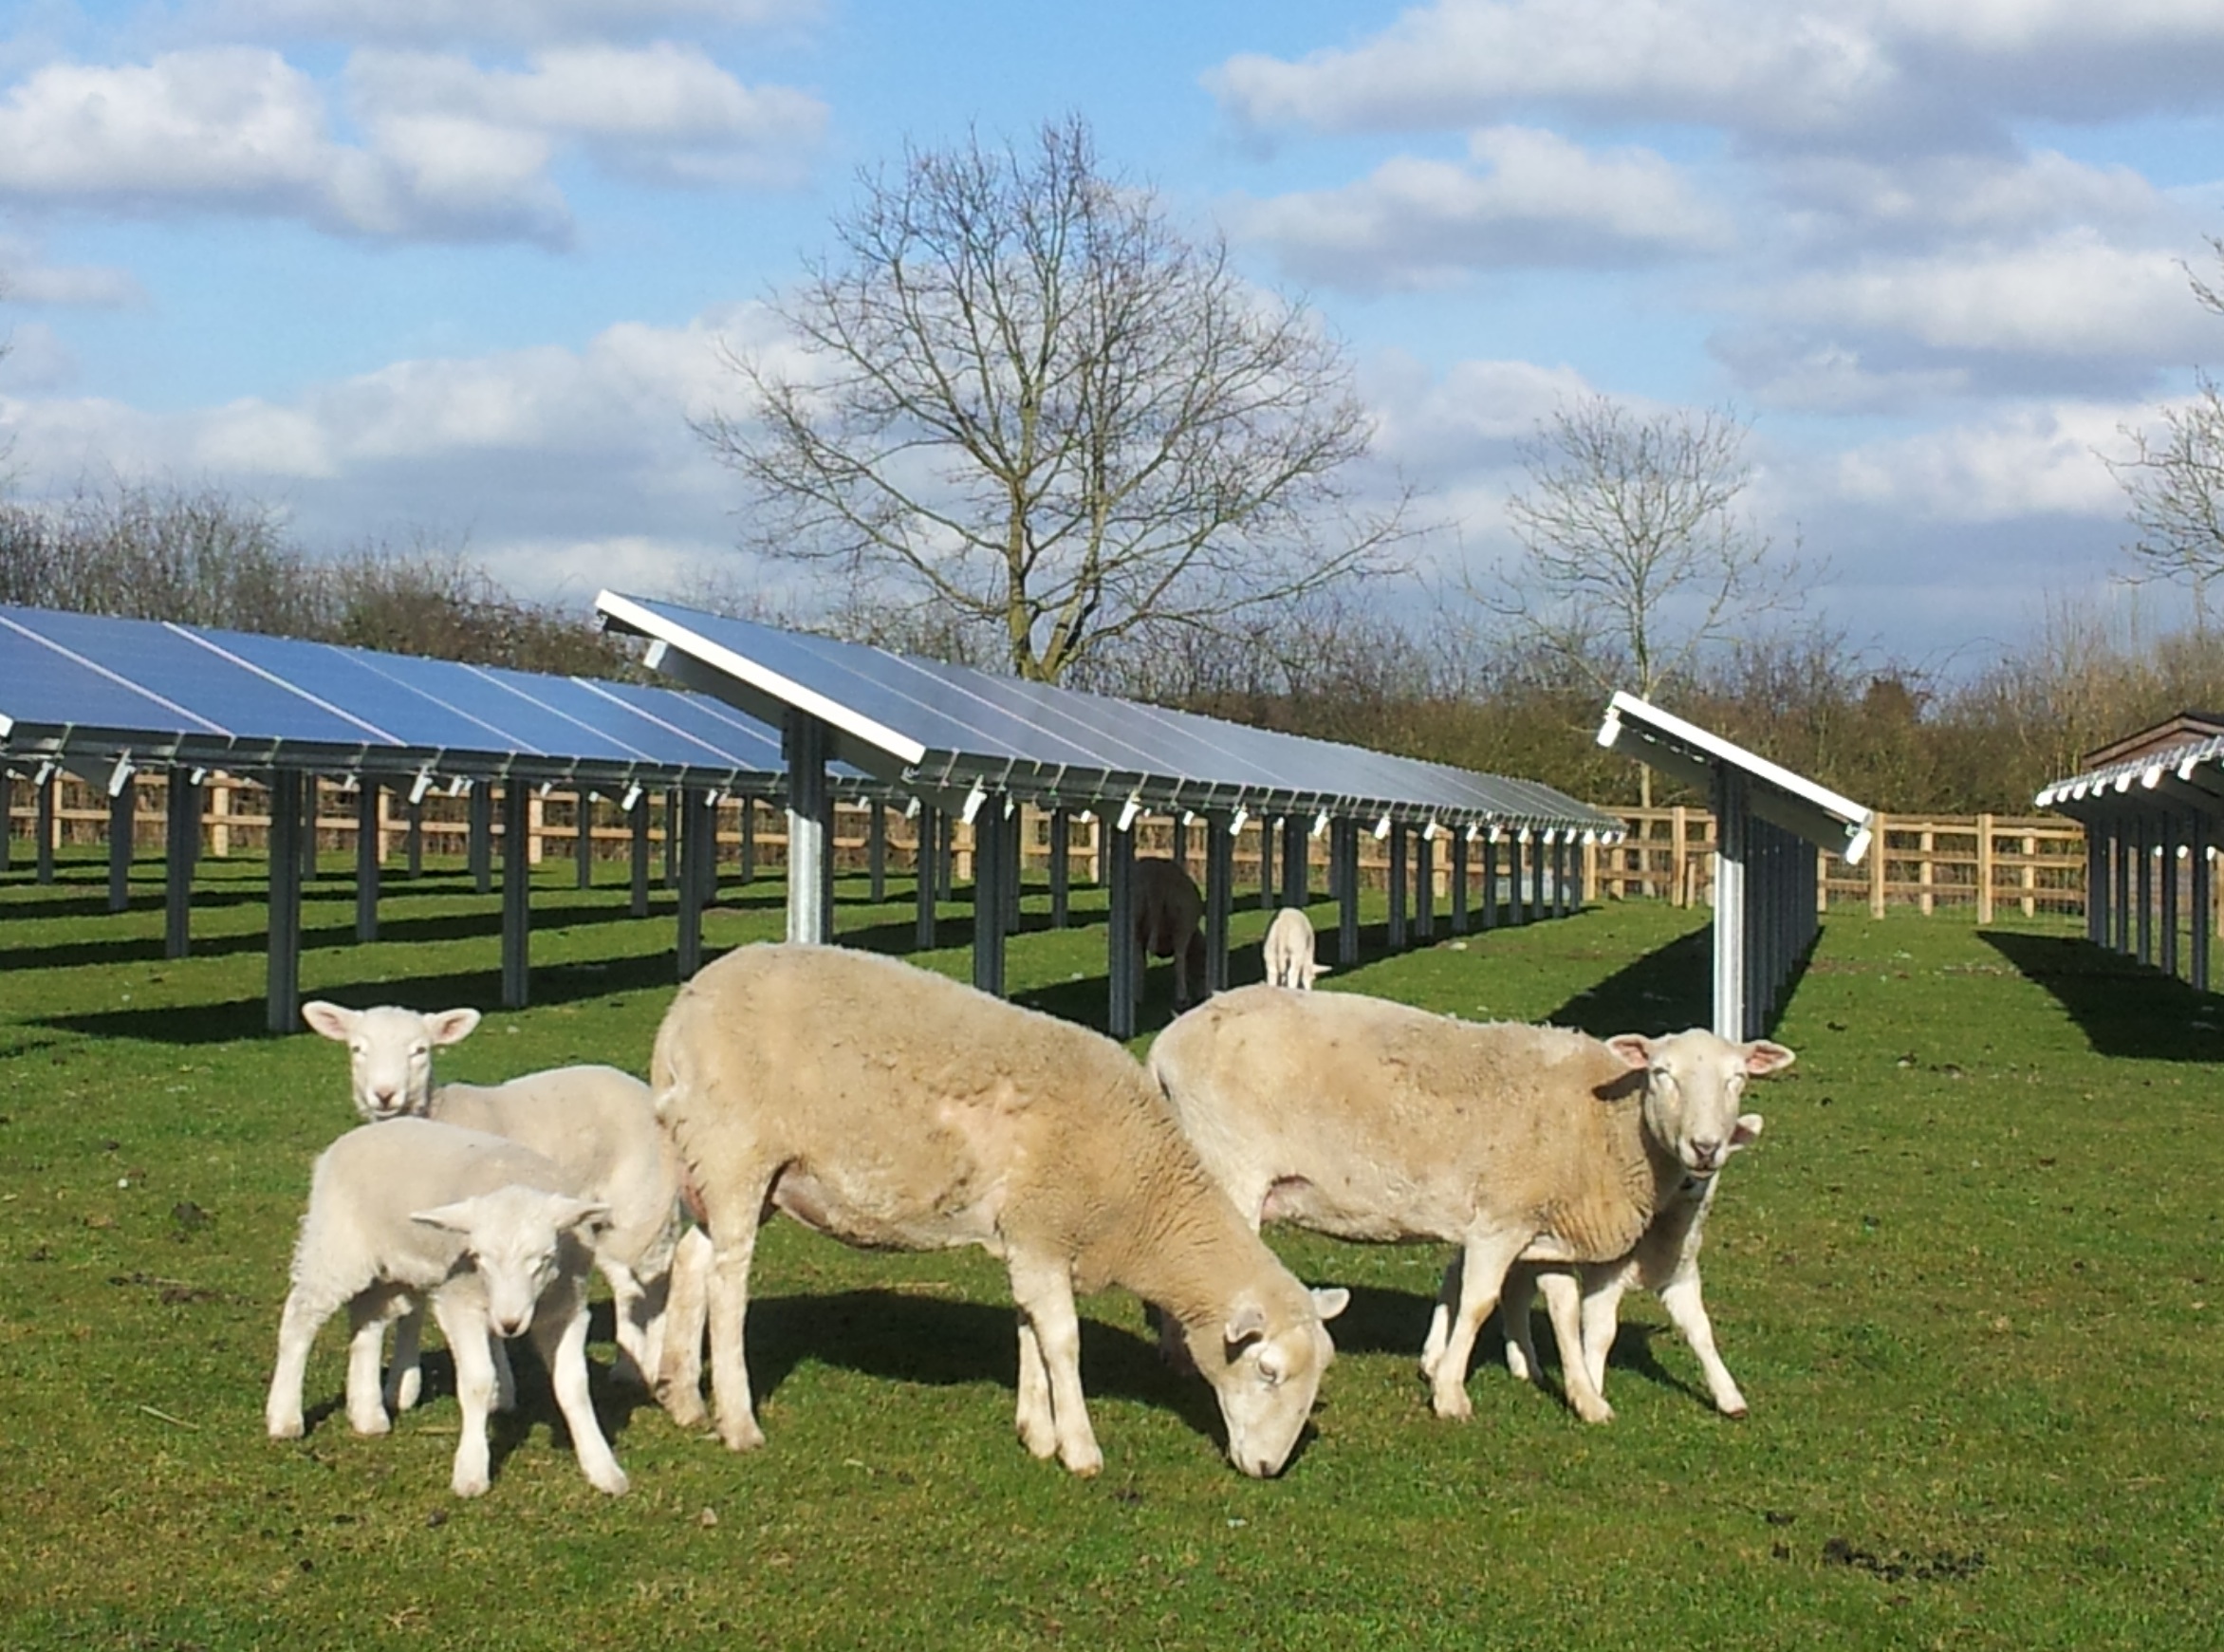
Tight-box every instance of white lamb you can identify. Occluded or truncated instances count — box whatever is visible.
[651,943,1346,1477]
[1494,1112,1764,1420]
[1147,984,1792,1423]
[1261,906,1327,989]
[300,1001,684,1411]
[264,1117,627,1498]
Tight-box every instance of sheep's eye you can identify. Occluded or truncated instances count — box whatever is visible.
[1257,1360,1284,1388]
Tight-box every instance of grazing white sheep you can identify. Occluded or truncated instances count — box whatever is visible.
[1147,984,1792,1421]
[1134,856,1207,1009]
[1495,1113,1765,1421]
[652,943,1346,1477]
[300,1001,685,1409]
[264,1117,626,1498]
[1261,906,1327,990]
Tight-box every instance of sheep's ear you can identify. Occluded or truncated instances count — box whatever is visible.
[1605,1034,1652,1070]
[410,1199,477,1234]
[1224,1300,1269,1354]
[1310,1286,1350,1322]
[1743,1040,1795,1076]
[425,1008,483,1047]
[555,1197,613,1239]
[1729,1113,1765,1153]
[301,1001,358,1042]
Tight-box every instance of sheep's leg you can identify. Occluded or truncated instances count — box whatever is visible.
[1012,1316,1059,1460]
[656,1228,714,1427]
[434,1291,497,1498]
[385,1304,424,1414]
[1537,1269,1612,1423]
[1580,1272,1634,1397]
[1426,1229,1529,1420]
[1498,1263,1540,1383]
[705,1209,769,1452]
[344,1293,400,1435]
[1420,1250,1461,1377]
[600,1258,650,1389]
[1007,1257,1102,1476]
[530,1283,629,1495]
[1658,1267,1747,1419]
[265,1287,340,1439]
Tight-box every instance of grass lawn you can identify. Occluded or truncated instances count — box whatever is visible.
[1,849,2218,1649]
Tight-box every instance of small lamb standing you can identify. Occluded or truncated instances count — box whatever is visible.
[1494,1111,1766,1421]
[264,1117,626,1498]
[652,943,1346,1477]
[1147,983,1791,1422]
[300,1001,684,1411]
[1134,856,1208,1009]
[1261,906,1327,990]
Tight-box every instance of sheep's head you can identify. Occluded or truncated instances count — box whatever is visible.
[411,1187,609,1339]
[302,1001,483,1121]
[1607,1030,1790,1177]
[1189,1284,1348,1478]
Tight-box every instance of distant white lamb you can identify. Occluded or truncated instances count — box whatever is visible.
[264,1117,627,1498]
[1147,984,1791,1422]
[300,1001,685,1411]
[652,943,1346,1477]
[1494,1112,1765,1421]
[1261,906,1327,990]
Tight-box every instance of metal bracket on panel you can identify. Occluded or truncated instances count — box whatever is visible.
[1373,813,1392,841]
[620,782,643,813]
[1117,793,1143,833]
[1312,809,1331,839]
[106,754,136,798]
[1228,806,1248,836]
[960,781,990,826]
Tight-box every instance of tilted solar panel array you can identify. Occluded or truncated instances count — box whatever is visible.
[0,603,788,792]
[597,592,1620,836]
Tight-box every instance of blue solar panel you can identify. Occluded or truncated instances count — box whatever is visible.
[601,591,1620,831]
[0,603,791,789]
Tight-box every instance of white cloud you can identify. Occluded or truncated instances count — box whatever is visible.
[346,43,827,189]
[1209,0,2224,147]
[1232,126,1733,289]
[0,41,825,243]
[201,0,817,47]
[0,304,788,600]
[1363,352,1598,479]
[1770,150,2165,245]
[1759,232,2211,362]
[0,236,144,307]
[1828,400,2130,521]
[0,322,81,393]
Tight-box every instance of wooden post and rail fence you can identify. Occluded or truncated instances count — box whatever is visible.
[0,774,2161,927]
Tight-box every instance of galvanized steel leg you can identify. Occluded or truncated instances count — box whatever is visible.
[266,770,304,1035]
[165,767,199,959]
[2161,814,2181,979]
[869,801,887,902]
[1048,807,1070,929]
[629,794,650,918]
[1206,810,1233,994]
[973,805,1007,996]
[1386,824,1408,950]
[1281,816,1307,909]
[355,781,380,943]
[676,789,706,979]
[576,791,595,890]
[2192,814,2213,993]
[470,784,493,894]
[1106,824,1138,1040]
[501,781,531,1010]
[1258,819,1275,910]
[36,773,56,883]
[1336,819,1361,966]
[1415,832,1435,940]
[784,712,831,946]
[1450,831,1470,935]
[1713,766,1749,1041]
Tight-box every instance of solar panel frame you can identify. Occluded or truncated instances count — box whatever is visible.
[600,590,1622,835]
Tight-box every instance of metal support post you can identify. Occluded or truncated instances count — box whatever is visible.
[355,780,380,943]
[676,790,706,979]
[1450,830,1470,934]
[1259,818,1276,910]
[1206,811,1234,994]
[2192,814,2213,993]
[108,777,137,914]
[1106,822,1138,1040]
[629,793,651,918]
[469,783,493,894]
[2161,814,2181,979]
[165,767,200,958]
[1335,820,1361,967]
[1048,807,1071,928]
[916,807,940,950]
[36,772,56,883]
[2136,816,2156,965]
[784,712,831,945]
[1713,766,1750,1041]
[1415,831,1435,940]
[575,790,595,890]
[406,797,424,879]
[501,781,531,1010]
[739,798,756,884]
[1281,815,1307,909]
[266,770,304,1035]
[972,805,1007,996]
[1386,824,1408,950]
[869,800,887,902]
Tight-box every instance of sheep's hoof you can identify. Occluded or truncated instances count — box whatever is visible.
[267,1416,304,1441]
[658,1388,709,1430]
[1574,1399,1616,1424]
[1430,1385,1473,1422]
[1722,1403,1750,1420]
[1061,1444,1104,1477]
[587,1466,631,1496]
[348,1408,392,1437]
[453,1475,491,1499]
[715,1414,767,1452]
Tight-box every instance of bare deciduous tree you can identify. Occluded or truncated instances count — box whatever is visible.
[2109,242,2224,625]
[1473,395,1799,801]
[695,117,1409,683]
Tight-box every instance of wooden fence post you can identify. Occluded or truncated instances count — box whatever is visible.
[1975,813,1994,924]
[1670,807,1688,909]
[1869,811,1889,918]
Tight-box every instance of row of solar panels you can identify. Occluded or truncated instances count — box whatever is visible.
[0,603,796,793]
[2,598,1618,838]
[599,593,1619,836]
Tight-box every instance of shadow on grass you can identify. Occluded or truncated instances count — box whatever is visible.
[715,1288,1228,1455]
[1544,922,1714,1035]
[1978,929,2224,1062]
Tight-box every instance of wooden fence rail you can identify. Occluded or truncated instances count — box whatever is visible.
[1,775,2161,926]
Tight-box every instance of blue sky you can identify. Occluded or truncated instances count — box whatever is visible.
[6,0,2224,671]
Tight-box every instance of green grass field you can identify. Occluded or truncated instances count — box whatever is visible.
[2,851,2218,1649]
